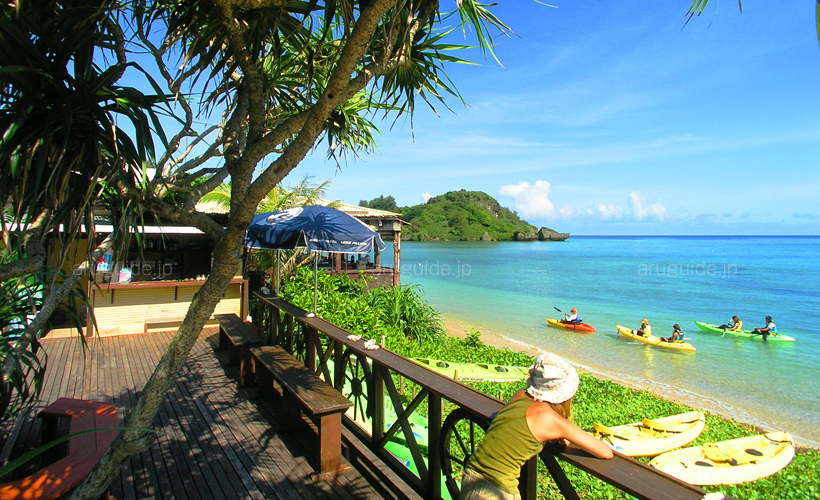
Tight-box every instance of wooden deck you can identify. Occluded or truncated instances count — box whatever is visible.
[0,329,388,500]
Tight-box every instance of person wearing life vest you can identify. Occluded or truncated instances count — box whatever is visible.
[636,318,652,337]
[562,308,582,325]
[752,316,777,341]
[662,324,684,343]
[719,316,742,331]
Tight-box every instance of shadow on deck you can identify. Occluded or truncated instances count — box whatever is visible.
[0,329,404,500]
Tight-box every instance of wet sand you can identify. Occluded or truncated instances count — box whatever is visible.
[442,316,819,449]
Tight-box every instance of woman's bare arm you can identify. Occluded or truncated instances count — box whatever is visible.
[557,418,614,459]
[528,405,614,459]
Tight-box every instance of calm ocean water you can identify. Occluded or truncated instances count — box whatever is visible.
[385,237,820,447]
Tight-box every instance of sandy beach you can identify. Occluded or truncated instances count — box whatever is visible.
[442,316,818,449]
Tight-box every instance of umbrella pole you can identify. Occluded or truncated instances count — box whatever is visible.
[313,252,318,314]
[308,251,318,317]
[276,249,281,297]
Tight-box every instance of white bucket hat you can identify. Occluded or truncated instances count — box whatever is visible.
[525,353,579,404]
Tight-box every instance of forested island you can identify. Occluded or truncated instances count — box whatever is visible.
[360,190,569,242]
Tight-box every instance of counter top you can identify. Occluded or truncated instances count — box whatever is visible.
[93,278,245,290]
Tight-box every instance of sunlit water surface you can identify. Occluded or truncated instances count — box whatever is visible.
[383,237,820,446]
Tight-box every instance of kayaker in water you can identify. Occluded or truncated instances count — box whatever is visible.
[562,308,582,325]
[636,318,651,337]
[662,324,684,343]
[461,353,613,499]
[719,316,742,331]
[752,316,777,341]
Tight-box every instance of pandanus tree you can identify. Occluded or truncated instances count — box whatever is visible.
[0,0,168,422]
[42,1,513,497]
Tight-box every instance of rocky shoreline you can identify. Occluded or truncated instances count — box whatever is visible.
[512,226,570,241]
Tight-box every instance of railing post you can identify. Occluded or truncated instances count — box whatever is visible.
[540,452,581,500]
[371,363,384,446]
[269,306,281,345]
[427,393,442,499]
[285,315,294,353]
[305,326,317,372]
[334,339,344,391]
[518,457,538,500]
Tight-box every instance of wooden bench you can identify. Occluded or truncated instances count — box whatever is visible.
[0,398,119,500]
[251,345,353,478]
[215,313,262,386]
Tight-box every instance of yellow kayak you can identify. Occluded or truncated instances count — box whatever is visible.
[649,431,795,485]
[616,325,696,352]
[590,411,706,457]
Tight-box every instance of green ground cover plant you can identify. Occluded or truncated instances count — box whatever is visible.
[279,270,820,499]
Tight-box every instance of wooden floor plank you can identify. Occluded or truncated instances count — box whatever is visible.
[200,333,362,500]
[108,335,139,500]
[127,333,189,500]
[203,332,361,499]
[157,332,242,498]
[197,332,318,497]
[100,332,131,500]
[3,330,386,500]
[140,331,226,500]
[115,334,160,499]
[132,332,196,500]
[186,332,295,500]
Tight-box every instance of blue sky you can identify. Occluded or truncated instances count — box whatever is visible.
[286,2,820,235]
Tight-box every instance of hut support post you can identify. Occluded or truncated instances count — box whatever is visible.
[392,232,400,286]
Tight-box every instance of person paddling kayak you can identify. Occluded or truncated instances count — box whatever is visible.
[752,316,777,342]
[661,324,684,343]
[719,316,742,331]
[561,308,582,325]
[636,318,652,337]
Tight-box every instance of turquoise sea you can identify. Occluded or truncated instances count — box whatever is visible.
[386,237,820,447]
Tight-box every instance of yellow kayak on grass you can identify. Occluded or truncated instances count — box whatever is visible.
[616,325,696,352]
[589,411,705,457]
[649,431,795,486]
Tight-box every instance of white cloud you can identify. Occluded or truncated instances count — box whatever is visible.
[651,203,667,221]
[499,180,555,219]
[629,190,666,221]
[561,191,667,222]
[598,204,624,220]
[629,191,650,220]
[421,192,432,203]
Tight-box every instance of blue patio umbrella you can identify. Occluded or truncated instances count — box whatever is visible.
[245,205,386,315]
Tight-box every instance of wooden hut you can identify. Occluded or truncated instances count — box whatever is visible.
[312,200,405,287]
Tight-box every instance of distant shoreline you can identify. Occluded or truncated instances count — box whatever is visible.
[440,315,820,450]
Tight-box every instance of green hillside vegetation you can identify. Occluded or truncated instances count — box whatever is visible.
[363,190,537,241]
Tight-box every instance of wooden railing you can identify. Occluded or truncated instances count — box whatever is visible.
[254,293,733,500]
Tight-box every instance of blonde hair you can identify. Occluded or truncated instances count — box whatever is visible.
[549,399,573,420]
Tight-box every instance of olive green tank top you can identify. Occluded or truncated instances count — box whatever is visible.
[467,397,544,494]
